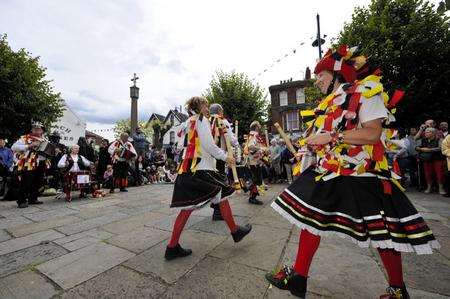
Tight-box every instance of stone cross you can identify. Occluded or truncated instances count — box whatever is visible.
[131,73,139,87]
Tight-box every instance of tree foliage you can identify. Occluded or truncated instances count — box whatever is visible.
[304,80,324,105]
[203,70,267,141]
[337,0,450,126]
[0,34,63,142]
[114,118,153,140]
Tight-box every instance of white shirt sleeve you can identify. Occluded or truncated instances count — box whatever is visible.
[80,155,91,167]
[11,138,28,152]
[108,142,116,156]
[57,154,67,168]
[223,119,239,147]
[197,117,227,161]
[358,94,388,124]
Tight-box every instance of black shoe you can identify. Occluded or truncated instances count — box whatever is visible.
[164,244,192,261]
[289,273,308,298]
[120,188,128,192]
[109,189,115,193]
[265,265,294,290]
[231,224,252,242]
[380,284,410,299]
[212,212,224,221]
[18,202,29,209]
[249,197,263,205]
[28,200,43,205]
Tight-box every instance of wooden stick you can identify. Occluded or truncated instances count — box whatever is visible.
[264,127,270,147]
[219,120,241,190]
[274,123,296,155]
[234,120,239,137]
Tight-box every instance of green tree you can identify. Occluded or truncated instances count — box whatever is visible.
[304,80,324,105]
[204,70,267,141]
[0,34,63,142]
[114,118,153,140]
[337,0,450,126]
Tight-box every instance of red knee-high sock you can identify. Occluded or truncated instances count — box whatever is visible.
[377,248,404,287]
[114,178,120,189]
[219,200,238,233]
[122,178,128,188]
[293,229,321,277]
[168,210,193,248]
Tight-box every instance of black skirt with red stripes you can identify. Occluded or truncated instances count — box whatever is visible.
[171,170,235,209]
[271,169,440,254]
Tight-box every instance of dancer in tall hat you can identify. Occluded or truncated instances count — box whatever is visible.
[209,103,239,221]
[245,121,265,205]
[108,132,136,193]
[58,144,93,201]
[12,120,51,208]
[165,96,252,261]
[266,45,439,298]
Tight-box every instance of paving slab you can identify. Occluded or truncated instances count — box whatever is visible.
[0,270,59,299]
[74,205,123,219]
[7,216,81,237]
[427,220,450,237]
[189,215,250,236]
[59,236,101,251]
[164,256,268,298]
[251,205,293,229]
[209,224,290,271]
[23,208,79,222]
[101,211,163,234]
[228,201,264,217]
[53,228,113,245]
[436,236,450,260]
[0,206,42,218]
[0,229,65,256]
[0,229,12,242]
[36,242,135,290]
[124,230,226,283]
[107,226,170,253]
[58,265,166,298]
[145,212,205,231]
[0,243,68,278]
[0,216,33,230]
[279,240,387,298]
[400,251,450,296]
[55,212,129,235]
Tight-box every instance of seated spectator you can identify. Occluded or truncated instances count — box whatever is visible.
[416,127,446,194]
[163,162,176,183]
[103,165,114,189]
[148,165,158,183]
[157,166,165,183]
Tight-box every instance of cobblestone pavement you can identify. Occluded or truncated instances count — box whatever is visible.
[0,184,449,298]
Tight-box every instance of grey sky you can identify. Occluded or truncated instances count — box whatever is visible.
[1,0,383,138]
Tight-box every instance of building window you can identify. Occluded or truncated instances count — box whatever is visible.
[170,131,175,144]
[279,91,288,106]
[296,88,305,104]
[286,111,299,131]
[170,114,175,125]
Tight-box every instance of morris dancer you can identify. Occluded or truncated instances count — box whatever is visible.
[266,45,439,298]
[245,121,265,205]
[108,133,136,193]
[12,120,50,208]
[209,103,239,221]
[58,144,93,201]
[165,96,251,261]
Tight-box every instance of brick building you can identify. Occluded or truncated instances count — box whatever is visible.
[268,69,313,134]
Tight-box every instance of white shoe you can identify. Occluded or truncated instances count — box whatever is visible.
[424,188,431,194]
[439,186,446,195]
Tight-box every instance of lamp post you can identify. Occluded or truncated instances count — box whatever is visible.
[130,73,139,135]
[312,13,326,59]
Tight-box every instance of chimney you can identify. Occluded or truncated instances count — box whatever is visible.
[305,67,311,80]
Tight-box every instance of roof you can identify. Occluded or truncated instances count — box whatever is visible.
[269,79,311,92]
[149,113,165,122]
[165,110,188,123]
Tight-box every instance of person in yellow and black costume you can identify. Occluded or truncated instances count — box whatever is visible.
[165,96,252,261]
[266,45,439,299]
[12,120,51,209]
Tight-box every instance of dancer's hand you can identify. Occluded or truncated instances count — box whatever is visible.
[306,133,332,146]
[226,155,236,166]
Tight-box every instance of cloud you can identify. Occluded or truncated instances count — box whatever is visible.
[1,0,384,138]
